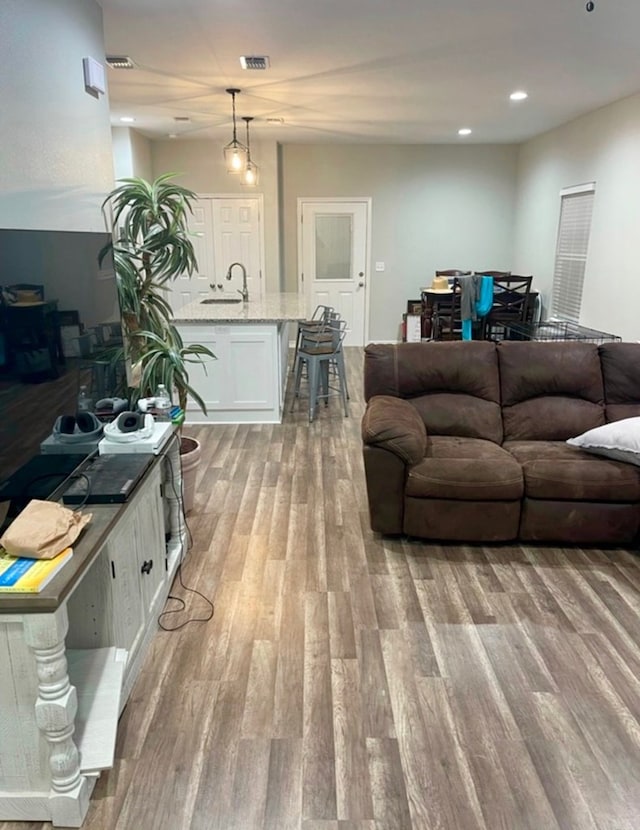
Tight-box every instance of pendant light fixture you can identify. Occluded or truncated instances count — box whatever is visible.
[241,116,259,187]
[223,88,247,173]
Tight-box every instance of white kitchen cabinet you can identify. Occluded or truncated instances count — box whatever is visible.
[173,292,307,425]
[179,322,289,423]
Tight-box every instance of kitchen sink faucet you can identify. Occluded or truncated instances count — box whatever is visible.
[226,262,249,302]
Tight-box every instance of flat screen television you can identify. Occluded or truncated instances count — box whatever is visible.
[0,228,125,487]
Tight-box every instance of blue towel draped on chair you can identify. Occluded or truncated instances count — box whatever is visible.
[460,275,494,340]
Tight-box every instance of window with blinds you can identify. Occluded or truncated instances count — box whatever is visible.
[551,184,595,322]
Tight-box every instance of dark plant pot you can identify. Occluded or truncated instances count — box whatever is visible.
[180,436,200,514]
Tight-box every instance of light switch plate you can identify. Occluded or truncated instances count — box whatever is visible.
[83,56,106,94]
[375,261,385,272]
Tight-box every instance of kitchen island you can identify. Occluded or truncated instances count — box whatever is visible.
[174,292,307,424]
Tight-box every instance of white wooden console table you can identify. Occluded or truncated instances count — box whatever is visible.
[0,439,185,827]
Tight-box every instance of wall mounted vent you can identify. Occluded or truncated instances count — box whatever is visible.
[106,56,135,69]
[240,56,270,70]
[173,116,191,122]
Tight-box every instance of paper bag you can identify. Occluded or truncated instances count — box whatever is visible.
[0,499,92,559]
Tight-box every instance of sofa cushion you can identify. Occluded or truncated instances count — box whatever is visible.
[364,342,503,443]
[600,342,640,422]
[504,440,640,501]
[498,342,605,440]
[502,397,605,443]
[410,393,503,444]
[407,436,523,500]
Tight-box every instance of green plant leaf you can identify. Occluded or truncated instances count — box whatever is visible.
[101,174,214,415]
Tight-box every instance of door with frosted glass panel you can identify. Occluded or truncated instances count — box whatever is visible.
[299,200,369,347]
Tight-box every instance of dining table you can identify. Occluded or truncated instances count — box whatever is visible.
[420,283,539,340]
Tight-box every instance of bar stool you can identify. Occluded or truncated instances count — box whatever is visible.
[291,318,349,422]
[297,311,352,401]
[292,304,334,376]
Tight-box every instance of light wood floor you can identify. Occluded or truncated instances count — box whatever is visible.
[5,347,640,830]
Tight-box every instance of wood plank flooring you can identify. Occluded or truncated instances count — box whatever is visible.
[5,346,640,829]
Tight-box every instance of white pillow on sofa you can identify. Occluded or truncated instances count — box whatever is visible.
[567,417,640,465]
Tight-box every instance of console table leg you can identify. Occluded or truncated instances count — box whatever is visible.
[23,608,91,828]
[164,437,187,568]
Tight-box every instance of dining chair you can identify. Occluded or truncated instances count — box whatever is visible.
[473,270,511,278]
[483,275,533,340]
[431,278,463,340]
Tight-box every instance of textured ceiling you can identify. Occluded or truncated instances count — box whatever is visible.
[99,0,640,144]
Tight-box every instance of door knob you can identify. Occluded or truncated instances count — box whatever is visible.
[358,281,365,288]
[358,272,364,277]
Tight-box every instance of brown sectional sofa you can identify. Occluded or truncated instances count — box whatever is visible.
[362,340,640,544]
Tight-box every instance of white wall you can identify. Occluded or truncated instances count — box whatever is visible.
[130,130,153,181]
[514,92,640,341]
[282,144,518,341]
[112,127,153,181]
[112,128,133,181]
[151,138,281,291]
[0,0,114,232]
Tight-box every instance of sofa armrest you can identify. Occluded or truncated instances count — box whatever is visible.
[361,395,427,465]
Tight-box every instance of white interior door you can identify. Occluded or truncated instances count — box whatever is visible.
[212,197,264,300]
[167,196,263,314]
[166,199,214,312]
[299,200,369,346]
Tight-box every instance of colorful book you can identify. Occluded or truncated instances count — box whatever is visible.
[0,547,73,593]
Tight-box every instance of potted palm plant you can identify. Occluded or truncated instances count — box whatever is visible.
[99,173,214,512]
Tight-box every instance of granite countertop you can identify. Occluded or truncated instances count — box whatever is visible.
[174,292,307,324]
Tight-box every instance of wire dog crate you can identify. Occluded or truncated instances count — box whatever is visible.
[505,321,621,344]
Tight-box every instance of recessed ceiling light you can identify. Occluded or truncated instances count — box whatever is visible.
[510,90,528,101]
[458,128,472,136]
[120,116,135,123]
[168,133,177,139]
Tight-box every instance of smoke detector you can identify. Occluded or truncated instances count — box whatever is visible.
[240,56,270,70]
[106,56,136,69]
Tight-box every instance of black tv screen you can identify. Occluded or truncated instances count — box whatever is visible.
[0,228,124,484]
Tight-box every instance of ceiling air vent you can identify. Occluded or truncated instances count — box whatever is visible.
[174,116,190,122]
[240,56,270,70]
[106,56,135,69]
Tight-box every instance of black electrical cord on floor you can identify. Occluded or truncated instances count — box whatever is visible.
[158,563,214,631]
[158,433,214,631]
